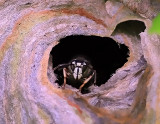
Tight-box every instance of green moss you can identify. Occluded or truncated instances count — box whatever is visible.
[149,13,160,34]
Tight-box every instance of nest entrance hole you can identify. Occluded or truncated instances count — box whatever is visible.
[112,20,146,37]
[50,35,129,92]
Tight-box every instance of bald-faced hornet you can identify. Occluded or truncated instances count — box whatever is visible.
[53,57,96,92]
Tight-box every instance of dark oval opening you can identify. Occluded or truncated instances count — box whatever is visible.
[112,20,146,38]
[50,35,129,93]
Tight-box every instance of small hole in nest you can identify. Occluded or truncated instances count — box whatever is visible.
[50,35,129,94]
[112,20,146,38]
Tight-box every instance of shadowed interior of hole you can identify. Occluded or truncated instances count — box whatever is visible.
[112,20,146,37]
[50,35,129,89]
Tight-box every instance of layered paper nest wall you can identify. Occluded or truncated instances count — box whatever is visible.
[0,0,160,124]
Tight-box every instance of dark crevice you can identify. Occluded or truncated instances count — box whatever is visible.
[112,20,146,38]
[50,35,129,93]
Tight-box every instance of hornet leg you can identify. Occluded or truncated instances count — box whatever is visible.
[79,72,95,92]
[62,68,67,89]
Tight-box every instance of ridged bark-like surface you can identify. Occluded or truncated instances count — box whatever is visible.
[0,0,160,124]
